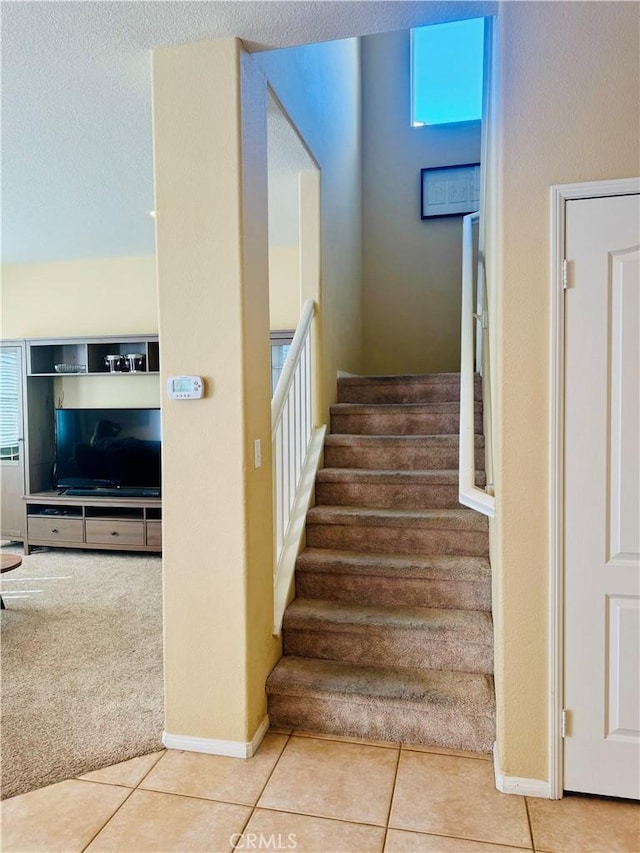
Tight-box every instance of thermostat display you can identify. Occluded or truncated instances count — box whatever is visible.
[167,375,204,399]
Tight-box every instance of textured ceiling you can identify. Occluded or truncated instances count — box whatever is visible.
[1,0,495,264]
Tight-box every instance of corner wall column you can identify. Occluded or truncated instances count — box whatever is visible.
[152,37,279,750]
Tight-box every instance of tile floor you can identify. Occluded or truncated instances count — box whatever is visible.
[2,729,639,853]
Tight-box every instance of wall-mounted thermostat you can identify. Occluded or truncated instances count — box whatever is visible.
[167,375,204,400]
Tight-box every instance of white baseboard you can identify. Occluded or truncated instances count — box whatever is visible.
[493,742,551,798]
[163,715,270,759]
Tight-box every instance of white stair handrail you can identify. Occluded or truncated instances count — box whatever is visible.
[272,298,326,636]
[460,212,496,518]
[271,299,315,428]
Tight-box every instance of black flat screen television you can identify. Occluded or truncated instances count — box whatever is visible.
[55,408,161,494]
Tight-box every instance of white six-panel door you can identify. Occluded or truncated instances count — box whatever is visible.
[563,193,640,798]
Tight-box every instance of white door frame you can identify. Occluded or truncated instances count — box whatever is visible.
[549,176,640,799]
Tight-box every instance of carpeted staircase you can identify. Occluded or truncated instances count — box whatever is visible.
[266,373,495,753]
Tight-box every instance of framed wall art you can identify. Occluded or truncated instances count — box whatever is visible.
[420,163,480,219]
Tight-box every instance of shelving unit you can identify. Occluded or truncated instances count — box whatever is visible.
[24,493,162,554]
[12,333,164,554]
[26,335,159,376]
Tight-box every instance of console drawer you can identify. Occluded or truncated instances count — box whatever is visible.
[28,516,84,543]
[146,520,162,548]
[85,519,144,547]
[27,516,82,542]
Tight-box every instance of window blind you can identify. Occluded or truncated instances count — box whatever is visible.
[0,351,20,455]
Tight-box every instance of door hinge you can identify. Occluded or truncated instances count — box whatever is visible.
[561,708,570,738]
[562,259,569,290]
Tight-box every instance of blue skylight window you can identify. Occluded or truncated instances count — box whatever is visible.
[412,18,485,126]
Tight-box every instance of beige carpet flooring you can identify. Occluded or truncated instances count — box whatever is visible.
[0,544,163,800]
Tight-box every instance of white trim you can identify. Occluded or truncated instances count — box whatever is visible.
[271,298,318,606]
[273,424,326,636]
[271,299,315,426]
[493,742,551,799]
[548,177,640,800]
[459,486,496,518]
[549,183,566,801]
[459,212,496,520]
[163,715,270,759]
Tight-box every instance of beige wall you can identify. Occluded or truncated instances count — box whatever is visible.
[153,35,362,744]
[47,375,160,410]
[269,246,299,330]
[266,92,312,333]
[1,256,158,339]
[1,256,160,407]
[154,37,259,744]
[491,0,640,782]
[361,30,481,375]
[254,40,363,415]
[1,234,300,347]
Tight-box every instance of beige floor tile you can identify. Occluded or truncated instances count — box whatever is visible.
[79,751,165,787]
[385,828,532,852]
[527,793,640,853]
[294,729,400,749]
[1,779,131,853]
[85,788,251,852]
[236,808,385,852]
[258,735,399,826]
[389,751,531,849]
[401,743,492,761]
[139,734,288,805]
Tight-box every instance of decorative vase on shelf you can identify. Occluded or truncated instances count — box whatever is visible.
[124,353,145,373]
[104,355,123,373]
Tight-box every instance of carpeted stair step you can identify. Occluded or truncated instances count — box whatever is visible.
[330,402,482,436]
[337,373,482,405]
[306,506,489,557]
[266,656,495,753]
[323,434,485,471]
[315,468,486,510]
[295,549,491,611]
[283,598,493,674]
[268,370,494,751]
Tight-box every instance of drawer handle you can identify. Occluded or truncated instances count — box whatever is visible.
[111,531,119,536]
[51,528,59,534]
